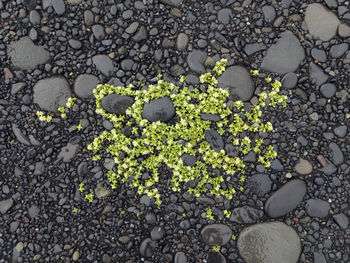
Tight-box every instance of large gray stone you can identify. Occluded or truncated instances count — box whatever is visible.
[33,77,71,112]
[101,94,134,115]
[217,66,254,101]
[306,199,330,218]
[139,238,157,258]
[142,97,175,122]
[204,129,224,152]
[74,74,98,99]
[7,37,50,70]
[229,206,264,224]
[92,55,115,77]
[246,174,272,197]
[187,50,207,74]
[201,224,232,246]
[0,198,14,214]
[52,0,66,15]
[305,3,340,41]
[310,63,328,86]
[238,222,301,263]
[264,179,307,218]
[261,31,304,74]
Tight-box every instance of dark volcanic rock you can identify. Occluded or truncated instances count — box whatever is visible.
[204,129,224,152]
[142,97,175,122]
[201,224,232,246]
[101,94,134,114]
[229,206,264,224]
[246,174,272,197]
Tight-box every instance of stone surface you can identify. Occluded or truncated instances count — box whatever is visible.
[101,94,134,115]
[217,8,232,25]
[333,213,349,229]
[12,124,31,146]
[262,5,276,23]
[238,222,301,263]
[305,3,340,41]
[33,77,71,112]
[338,23,350,38]
[92,55,115,77]
[57,143,79,162]
[217,66,254,101]
[52,0,66,15]
[282,72,298,89]
[204,129,224,152]
[8,37,50,70]
[244,43,266,56]
[264,179,307,218]
[150,226,165,241]
[174,252,187,263]
[320,83,336,98]
[329,142,344,165]
[246,174,272,197]
[306,199,330,218]
[74,74,99,99]
[201,224,232,246]
[0,198,14,214]
[142,97,175,122]
[229,206,264,224]
[176,33,189,51]
[139,238,157,258]
[330,43,348,58]
[310,63,328,86]
[261,31,304,74]
[187,50,207,73]
[94,182,111,199]
[295,158,313,175]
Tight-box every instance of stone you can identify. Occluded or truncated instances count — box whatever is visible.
[334,125,347,138]
[306,199,330,218]
[57,143,79,162]
[67,0,82,3]
[150,226,165,241]
[126,22,139,34]
[159,0,182,7]
[92,55,115,77]
[94,183,111,199]
[92,24,105,41]
[8,37,50,70]
[174,252,187,263]
[217,8,232,25]
[204,129,224,152]
[68,39,82,50]
[329,142,344,165]
[246,174,272,197]
[264,179,307,218]
[187,50,207,73]
[101,94,134,115]
[305,3,340,41]
[139,238,157,258]
[207,251,226,263]
[310,63,328,86]
[0,198,14,214]
[229,206,264,224]
[201,114,221,122]
[282,72,298,89]
[33,77,71,112]
[313,252,327,263]
[84,10,94,26]
[29,10,41,25]
[28,205,39,219]
[201,224,232,246]
[333,213,349,229]
[72,251,80,261]
[329,43,348,58]
[142,97,175,122]
[52,0,66,15]
[12,124,31,146]
[262,5,276,23]
[311,48,327,63]
[261,31,305,74]
[320,83,336,98]
[295,158,313,175]
[181,154,196,167]
[74,74,99,99]
[176,33,189,51]
[217,66,254,101]
[132,26,147,42]
[338,23,350,38]
[238,222,301,263]
[244,43,266,56]
[121,59,134,71]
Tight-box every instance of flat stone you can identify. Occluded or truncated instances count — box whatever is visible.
[92,24,105,41]
[329,43,348,58]
[101,94,134,115]
[52,0,66,15]
[311,48,327,62]
[261,31,305,74]
[159,0,182,7]
[176,33,189,51]
[142,97,175,122]
[201,224,232,246]
[68,39,82,50]
[217,8,232,25]
[204,129,224,152]
[333,213,349,229]
[174,252,187,263]
[329,142,344,165]
[338,23,350,38]
[282,72,298,89]
[187,49,207,73]
[150,226,165,241]
[217,66,254,101]
[262,5,276,23]
[246,174,272,197]
[8,37,50,70]
[92,55,115,77]
[74,74,98,99]
[306,199,330,218]
[320,83,336,98]
[33,77,71,112]
[295,158,313,175]
[310,63,328,86]
[29,10,41,25]
[264,179,306,218]
[139,238,157,258]
[0,198,14,214]
[244,43,266,56]
[57,143,79,162]
[12,124,31,146]
[125,22,139,34]
[334,125,347,138]
[305,3,340,41]
[238,222,301,263]
[229,206,264,224]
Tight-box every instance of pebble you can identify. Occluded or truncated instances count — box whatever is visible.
[320,83,336,98]
[205,129,224,152]
[187,49,207,73]
[139,238,157,258]
[201,224,232,246]
[92,55,115,77]
[229,206,263,224]
[334,125,347,138]
[217,8,232,25]
[150,226,165,241]
[174,252,187,263]
[101,94,134,115]
[72,251,80,261]
[282,72,298,89]
[160,0,182,7]
[246,174,272,196]
[52,0,66,15]
[74,74,98,99]
[142,97,175,122]
[57,143,79,162]
[329,43,348,58]
[333,213,349,229]
[262,5,276,23]
[29,10,40,25]
[69,39,82,50]
[92,24,105,40]
[295,158,313,175]
[176,33,189,51]
[311,48,327,63]
[338,23,350,38]
[0,198,14,214]
[329,142,344,165]
[306,199,330,218]
[310,63,328,86]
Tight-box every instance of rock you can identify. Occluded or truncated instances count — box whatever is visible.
[33,77,71,112]
[150,226,165,241]
[261,31,304,74]
[101,94,134,115]
[57,143,79,162]
[264,179,307,218]
[187,50,207,74]
[313,252,327,263]
[92,55,115,77]
[12,124,31,146]
[132,26,147,42]
[329,142,344,165]
[174,252,187,263]
[217,66,254,101]
[176,33,189,51]
[311,48,327,62]
[29,10,40,25]
[319,158,337,175]
[207,251,226,263]
[142,97,175,122]
[0,198,14,214]
[28,204,39,219]
[94,182,111,199]
[320,83,336,98]
[306,199,330,218]
[68,39,82,50]
[334,125,347,138]
[246,174,272,197]
[204,129,224,152]
[229,206,264,224]
[74,74,99,99]
[11,82,26,95]
[159,0,182,7]
[217,8,232,25]
[72,251,80,261]
[282,72,298,89]
[338,23,350,38]
[333,213,349,229]
[305,3,340,41]
[52,0,66,15]
[244,43,266,56]
[139,238,157,258]
[310,63,328,86]
[67,0,82,3]
[7,37,50,70]
[262,5,276,23]
[201,114,221,122]
[125,22,139,34]
[84,10,94,26]
[238,222,301,263]
[201,224,232,246]
[295,158,313,175]
[121,59,134,71]
[181,154,196,167]
[329,43,348,58]
[92,24,105,41]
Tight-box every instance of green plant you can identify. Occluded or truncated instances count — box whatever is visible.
[205,208,214,220]
[212,245,221,252]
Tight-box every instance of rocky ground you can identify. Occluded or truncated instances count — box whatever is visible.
[1,0,350,262]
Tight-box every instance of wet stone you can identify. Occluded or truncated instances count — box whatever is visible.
[306,199,330,218]
[229,206,264,224]
[74,74,99,99]
[246,174,272,197]
[264,179,307,218]
[101,94,134,115]
[282,72,298,89]
[142,97,175,122]
[238,222,301,263]
[320,83,336,98]
[201,224,232,246]
[204,129,224,152]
